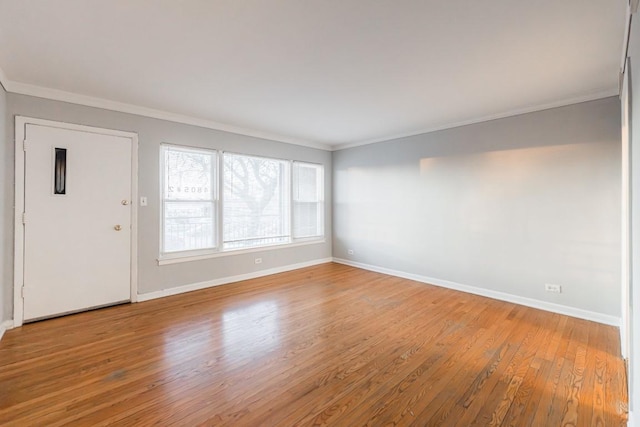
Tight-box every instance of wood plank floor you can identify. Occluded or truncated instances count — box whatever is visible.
[0,263,628,426]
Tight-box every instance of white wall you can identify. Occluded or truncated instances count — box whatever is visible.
[333,97,621,319]
[3,93,332,320]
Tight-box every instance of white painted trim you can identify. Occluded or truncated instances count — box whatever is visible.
[621,62,632,359]
[130,134,139,303]
[13,116,139,325]
[333,258,621,327]
[138,258,332,301]
[1,76,619,152]
[158,239,326,266]
[14,118,26,327]
[17,116,140,139]
[629,410,635,427]
[5,81,331,151]
[0,64,9,92]
[622,2,633,76]
[332,89,619,151]
[0,320,14,342]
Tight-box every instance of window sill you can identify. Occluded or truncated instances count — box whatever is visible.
[157,238,326,266]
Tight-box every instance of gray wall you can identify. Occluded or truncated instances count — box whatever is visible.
[333,97,621,316]
[4,94,332,319]
[0,82,6,322]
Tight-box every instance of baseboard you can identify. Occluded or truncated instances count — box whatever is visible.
[333,258,621,327]
[0,319,14,342]
[137,258,333,302]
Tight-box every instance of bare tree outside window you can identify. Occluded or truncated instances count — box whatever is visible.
[162,146,216,253]
[223,153,290,249]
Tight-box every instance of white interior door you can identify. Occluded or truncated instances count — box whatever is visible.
[22,123,133,321]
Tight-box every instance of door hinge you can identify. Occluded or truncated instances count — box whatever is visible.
[21,286,25,298]
[23,140,27,151]
[22,212,26,224]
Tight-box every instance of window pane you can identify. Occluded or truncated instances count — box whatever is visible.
[293,162,323,238]
[223,153,290,249]
[163,201,215,252]
[54,148,67,195]
[295,163,321,201]
[162,145,217,254]
[165,147,214,201]
[293,202,322,238]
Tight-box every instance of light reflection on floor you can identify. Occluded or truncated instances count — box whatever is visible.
[222,300,280,359]
[159,300,280,404]
[161,300,281,365]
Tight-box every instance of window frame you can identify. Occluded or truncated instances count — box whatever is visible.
[158,145,325,265]
[221,151,291,251]
[160,144,218,257]
[292,161,325,240]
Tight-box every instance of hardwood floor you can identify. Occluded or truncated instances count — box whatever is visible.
[0,263,627,426]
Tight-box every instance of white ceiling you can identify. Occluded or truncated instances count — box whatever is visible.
[0,0,627,150]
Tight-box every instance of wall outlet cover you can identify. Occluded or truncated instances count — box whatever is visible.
[545,284,562,293]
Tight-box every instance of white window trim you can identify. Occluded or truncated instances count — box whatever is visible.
[159,145,326,265]
[292,160,325,239]
[157,237,325,265]
[160,144,218,255]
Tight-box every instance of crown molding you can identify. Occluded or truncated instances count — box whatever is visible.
[2,74,619,152]
[4,80,332,151]
[332,88,620,151]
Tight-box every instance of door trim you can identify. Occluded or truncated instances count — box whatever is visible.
[622,61,632,360]
[13,116,139,327]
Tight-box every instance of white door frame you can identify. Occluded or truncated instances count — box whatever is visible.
[622,61,632,360]
[13,116,139,327]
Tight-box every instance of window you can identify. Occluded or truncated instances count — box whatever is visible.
[223,153,290,250]
[160,145,324,260]
[161,145,217,253]
[293,162,324,238]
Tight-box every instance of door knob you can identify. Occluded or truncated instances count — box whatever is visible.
[121,200,129,205]
[114,225,122,231]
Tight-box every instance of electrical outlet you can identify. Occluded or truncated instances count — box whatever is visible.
[255,258,262,264]
[545,284,562,293]
[348,249,354,255]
